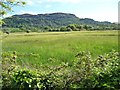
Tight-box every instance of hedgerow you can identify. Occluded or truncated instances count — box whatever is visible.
[1,50,120,89]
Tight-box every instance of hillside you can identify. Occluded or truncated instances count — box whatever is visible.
[3,13,80,27]
[3,13,113,28]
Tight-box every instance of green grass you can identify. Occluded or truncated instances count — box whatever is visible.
[2,30,118,67]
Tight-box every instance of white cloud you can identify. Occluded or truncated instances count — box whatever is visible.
[47,0,82,4]
[40,0,119,3]
[25,0,43,6]
[46,0,116,3]
[26,0,34,6]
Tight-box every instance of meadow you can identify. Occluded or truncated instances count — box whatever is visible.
[2,30,118,67]
[1,30,120,89]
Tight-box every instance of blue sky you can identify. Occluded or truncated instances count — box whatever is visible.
[6,0,119,22]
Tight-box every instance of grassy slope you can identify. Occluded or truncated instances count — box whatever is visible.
[2,30,118,67]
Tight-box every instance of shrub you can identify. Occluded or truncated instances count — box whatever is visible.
[26,30,30,33]
[93,50,120,89]
[2,51,18,88]
[2,50,120,89]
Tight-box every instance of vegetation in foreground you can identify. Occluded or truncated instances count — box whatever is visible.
[2,50,120,89]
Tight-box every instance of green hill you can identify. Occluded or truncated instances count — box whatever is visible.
[2,12,117,32]
[3,13,80,27]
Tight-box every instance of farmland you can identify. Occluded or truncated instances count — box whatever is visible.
[1,30,120,89]
[2,30,118,67]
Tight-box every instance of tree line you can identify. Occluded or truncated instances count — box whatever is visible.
[2,23,118,33]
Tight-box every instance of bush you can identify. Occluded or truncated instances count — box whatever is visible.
[93,50,120,89]
[26,30,30,33]
[2,50,120,89]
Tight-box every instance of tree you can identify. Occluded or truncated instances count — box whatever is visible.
[0,0,26,25]
[0,0,26,15]
[60,26,67,32]
[67,24,77,31]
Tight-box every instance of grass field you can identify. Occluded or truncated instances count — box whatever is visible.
[2,30,118,67]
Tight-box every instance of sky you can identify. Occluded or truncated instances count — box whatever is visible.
[5,0,119,22]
